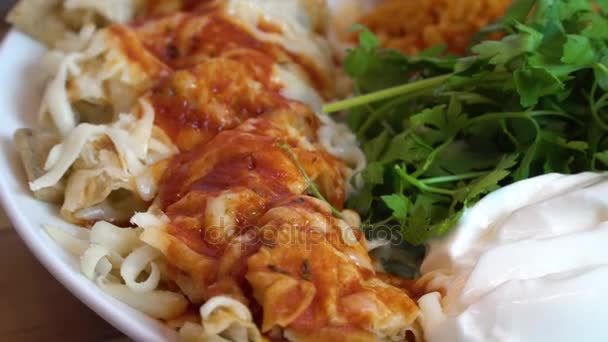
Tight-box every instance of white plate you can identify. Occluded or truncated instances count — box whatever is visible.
[0,29,177,342]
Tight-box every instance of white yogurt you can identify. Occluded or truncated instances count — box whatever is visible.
[418,173,608,342]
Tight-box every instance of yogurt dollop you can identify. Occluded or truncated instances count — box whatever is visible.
[418,173,608,342]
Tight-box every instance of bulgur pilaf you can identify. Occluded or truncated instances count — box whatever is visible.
[360,0,512,54]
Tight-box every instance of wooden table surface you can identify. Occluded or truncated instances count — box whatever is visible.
[0,14,128,341]
[0,209,128,341]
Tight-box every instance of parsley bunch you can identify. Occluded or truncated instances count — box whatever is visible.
[325,0,608,253]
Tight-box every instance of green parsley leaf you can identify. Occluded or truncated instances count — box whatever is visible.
[514,65,564,106]
[503,0,537,25]
[562,35,595,66]
[363,130,390,161]
[329,0,608,256]
[351,25,380,50]
[381,194,409,223]
[595,150,608,166]
[362,162,385,185]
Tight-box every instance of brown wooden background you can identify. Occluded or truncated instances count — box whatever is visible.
[0,209,128,341]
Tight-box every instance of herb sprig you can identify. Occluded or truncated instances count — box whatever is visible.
[326,0,608,255]
[278,142,344,218]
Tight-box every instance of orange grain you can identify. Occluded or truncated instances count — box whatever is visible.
[359,0,512,55]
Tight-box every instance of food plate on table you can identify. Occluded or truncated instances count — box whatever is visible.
[0,29,177,341]
[1,0,608,341]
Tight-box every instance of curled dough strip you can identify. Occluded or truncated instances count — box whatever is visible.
[130,207,169,230]
[90,220,140,256]
[179,296,263,342]
[120,245,161,293]
[80,244,121,280]
[97,279,188,320]
[44,224,89,255]
[200,296,253,322]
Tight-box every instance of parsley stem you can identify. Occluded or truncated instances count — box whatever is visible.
[357,90,425,137]
[395,166,456,196]
[588,83,608,170]
[278,143,344,219]
[323,74,452,113]
[420,171,490,185]
[590,102,608,131]
[413,137,454,178]
[515,119,541,180]
[468,110,542,180]
[500,120,521,148]
[467,111,527,125]
[440,91,498,105]
[466,110,571,125]
[595,62,608,78]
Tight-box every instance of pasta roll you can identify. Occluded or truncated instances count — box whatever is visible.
[179,296,263,342]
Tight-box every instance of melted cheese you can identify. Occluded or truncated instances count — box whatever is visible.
[29,2,396,340]
[272,63,324,113]
[247,196,419,340]
[224,0,334,94]
[64,0,139,24]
